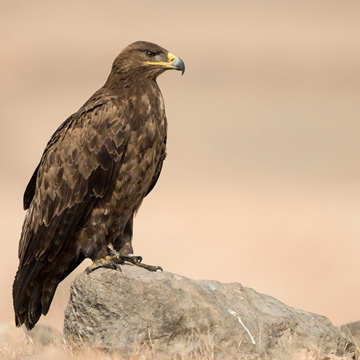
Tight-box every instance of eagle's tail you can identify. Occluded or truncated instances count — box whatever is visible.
[12,261,57,330]
[13,255,84,330]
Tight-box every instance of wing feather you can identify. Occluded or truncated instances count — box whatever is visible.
[18,98,130,267]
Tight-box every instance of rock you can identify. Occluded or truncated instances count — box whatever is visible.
[64,266,356,359]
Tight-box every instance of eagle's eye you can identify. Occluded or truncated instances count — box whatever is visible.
[146,51,156,58]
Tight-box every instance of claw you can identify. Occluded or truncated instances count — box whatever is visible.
[113,263,122,272]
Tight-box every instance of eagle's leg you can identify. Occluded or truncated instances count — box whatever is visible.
[86,216,163,273]
[86,252,141,273]
[112,215,134,255]
[86,249,163,273]
[113,215,163,271]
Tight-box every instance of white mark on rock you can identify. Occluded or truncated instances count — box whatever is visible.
[209,285,216,291]
[228,309,256,345]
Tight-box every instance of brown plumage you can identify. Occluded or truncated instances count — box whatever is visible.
[13,41,185,330]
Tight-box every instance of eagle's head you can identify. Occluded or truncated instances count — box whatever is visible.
[111,41,185,81]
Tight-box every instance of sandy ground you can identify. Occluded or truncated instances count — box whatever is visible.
[1,1,360,332]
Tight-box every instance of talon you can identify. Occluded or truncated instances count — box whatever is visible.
[113,263,122,272]
[133,255,142,263]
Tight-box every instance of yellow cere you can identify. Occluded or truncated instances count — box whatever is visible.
[146,52,178,68]
[167,52,176,62]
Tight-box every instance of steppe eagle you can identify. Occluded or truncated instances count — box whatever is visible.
[13,41,185,330]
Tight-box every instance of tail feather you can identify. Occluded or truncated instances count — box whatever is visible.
[27,283,43,329]
[13,255,85,330]
[13,261,48,330]
[41,278,59,315]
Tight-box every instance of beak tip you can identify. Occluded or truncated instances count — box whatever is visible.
[172,55,185,75]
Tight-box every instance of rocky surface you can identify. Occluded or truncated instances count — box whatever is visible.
[63,266,356,359]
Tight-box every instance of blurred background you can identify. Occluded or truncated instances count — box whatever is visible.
[1,1,360,331]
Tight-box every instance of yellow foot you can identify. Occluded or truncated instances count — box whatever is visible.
[86,254,163,274]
